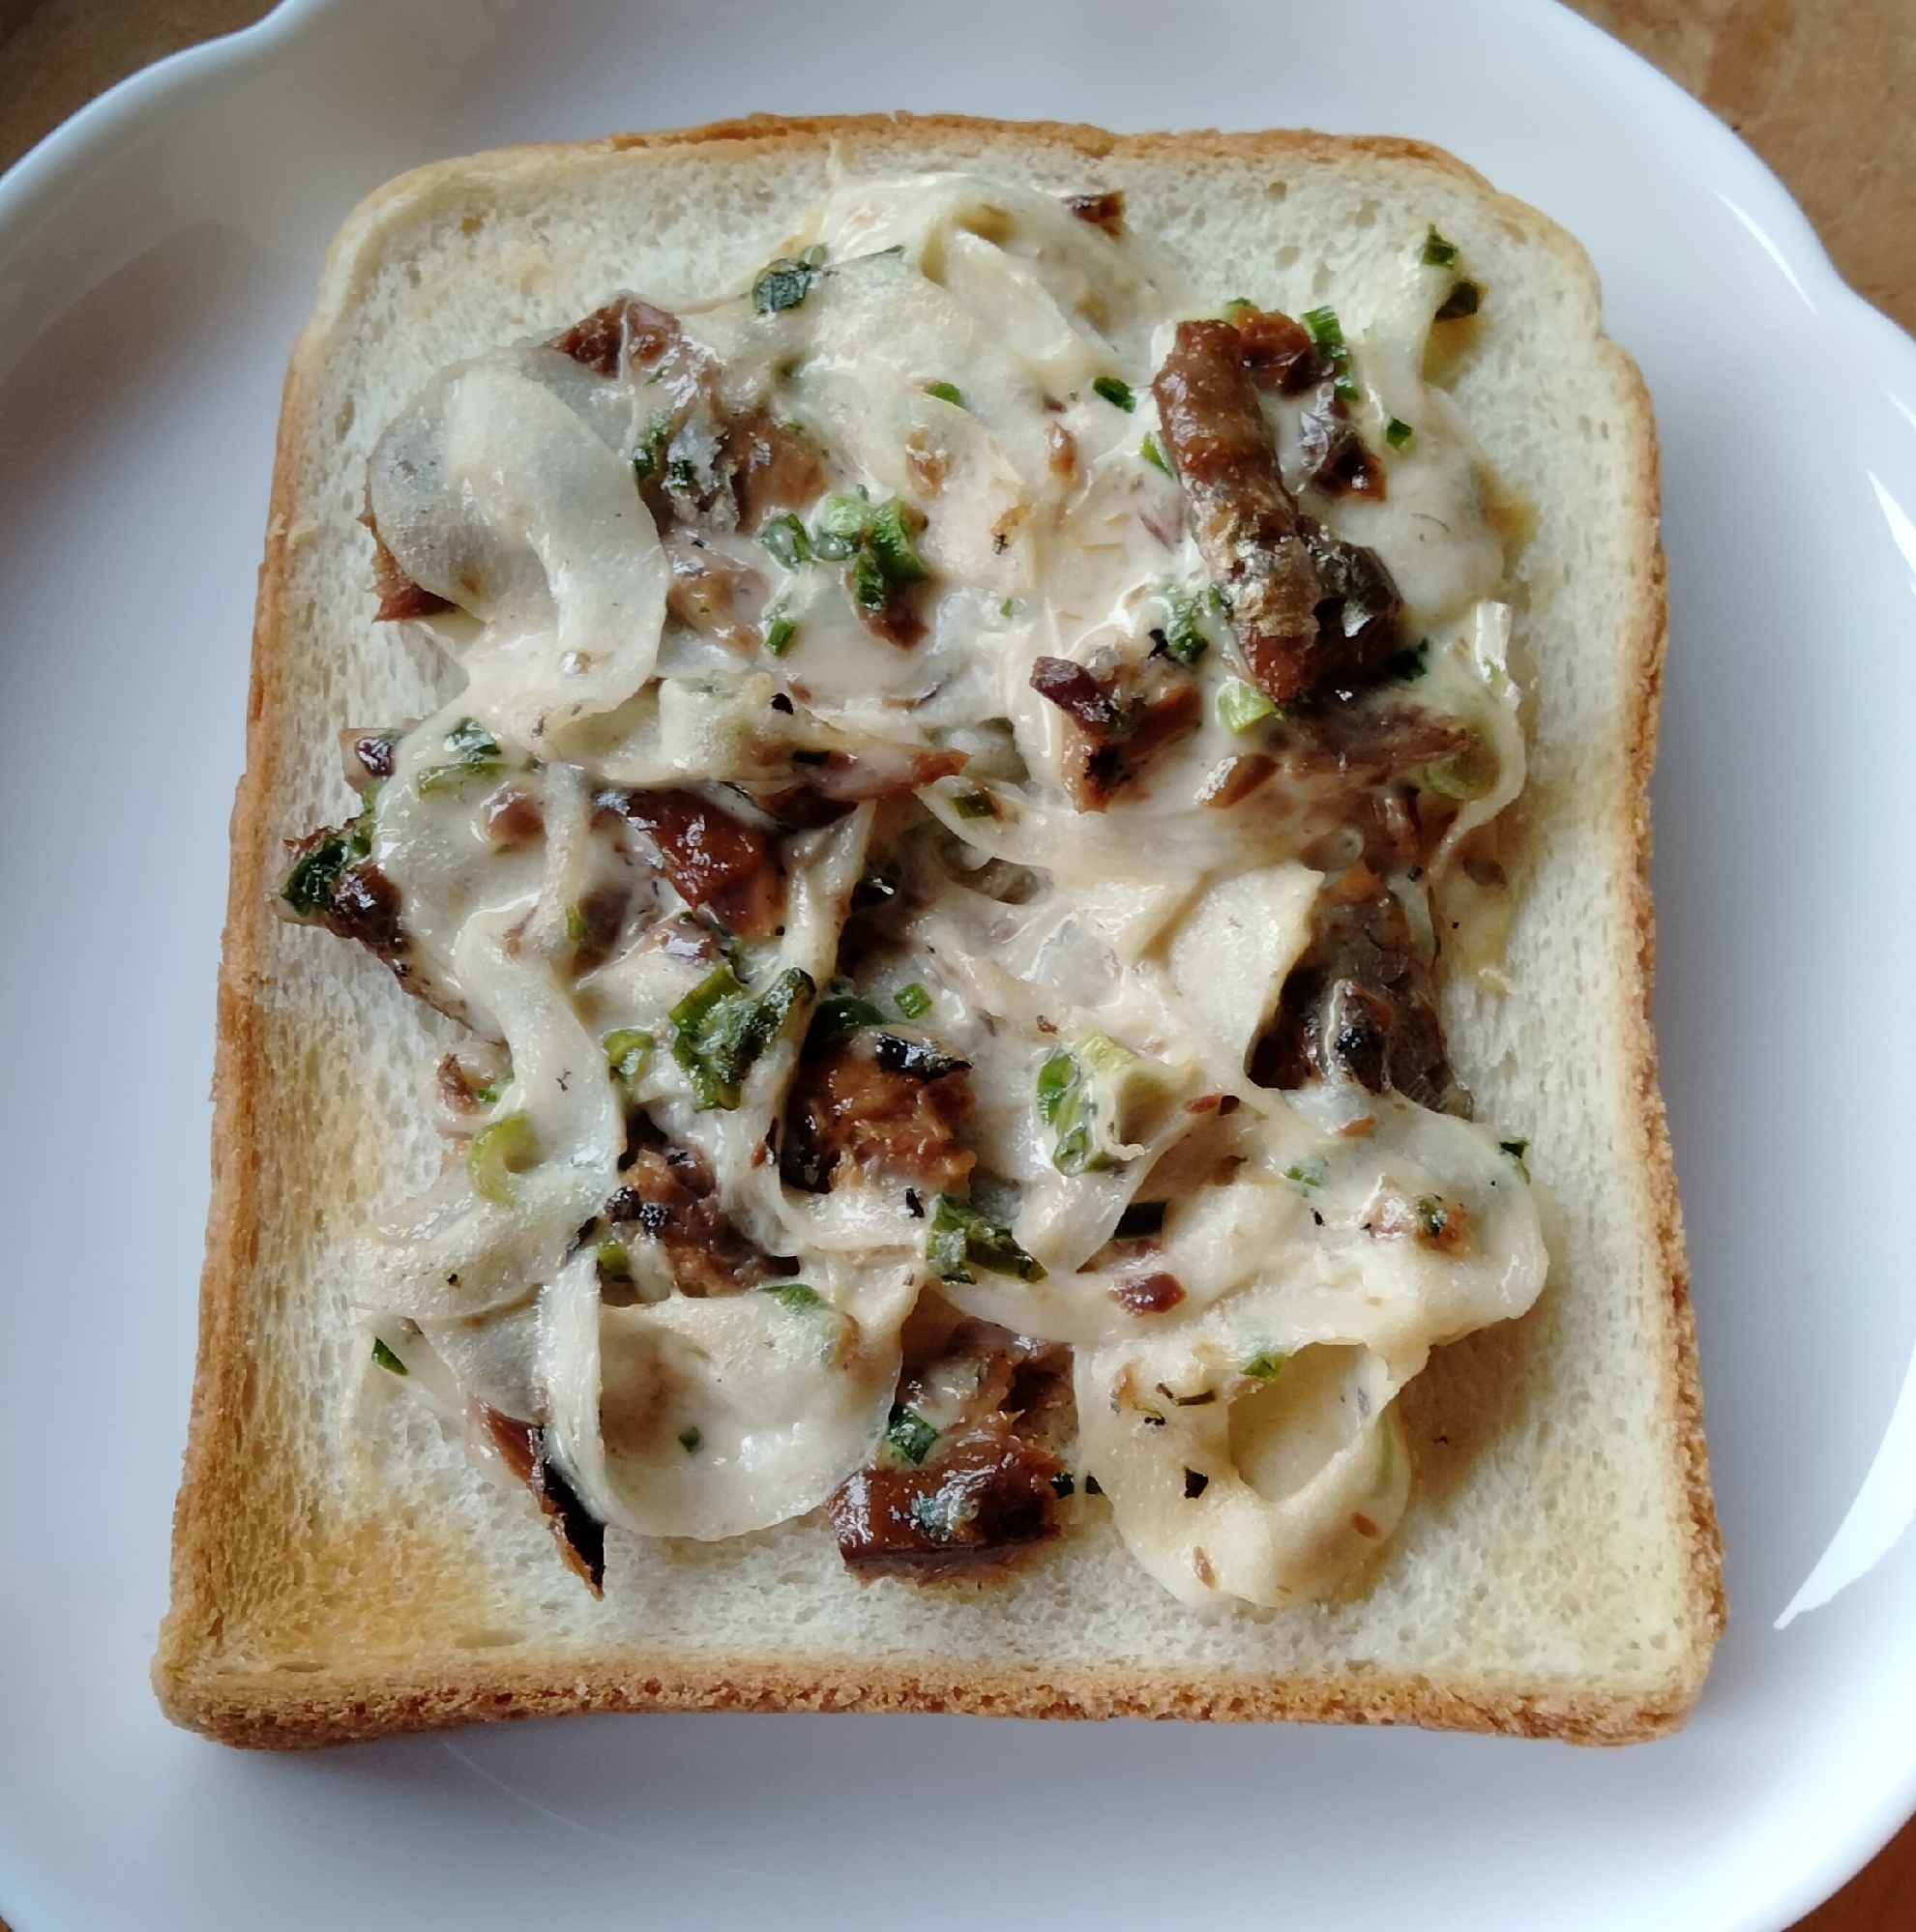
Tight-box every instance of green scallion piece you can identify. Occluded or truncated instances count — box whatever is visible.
[763,1281,821,1308]
[952,791,995,820]
[867,496,929,586]
[371,1336,407,1375]
[1140,432,1173,477]
[281,831,353,917]
[1422,225,1459,269]
[758,512,811,571]
[886,1404,939,1466]
[926,1193,1045,1284]
[604,1028,654,1088]
[764,611,798,658]
[669,964,814,1111]
[925,380,963,406]
[596,1240,633,1281]
[894,981,933,1020]
[1242,1351,1288,1382]
[466,1110,537,1205]
[752,252,820,314]
[1386,417,1415,453]
[1218,678,1278,733]
[1161,584,1209,666]
[1092,375,1135,412]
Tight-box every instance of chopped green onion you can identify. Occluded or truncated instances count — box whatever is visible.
[1222,296,1255,320]
[1035,1049,1076,1127]
[604,1028,654,1088]
[927,1193,1046,1284]
[848,545,890,611]
[596,1240,633,1281]
[763,1280,821,1308]
[752,251,822,314]
[1302,306,1345,350]
[1242,1351,1288,1382]
[764,611,798,658]
[1283,1157,1328,1189]
[1218,678,1278,733]
[894,981,933,1020]
[669,964,814,1111]
[632,418,670,481]
[1435,278,1482,321]
[1333,375,1361,404]
[467,1110,537,1205]
[758,512,811,571]
[1499,1137,1531,1181]
[1140,432,1173,477]
[1092,375,1135,412]
[1423,225,1459,268]
[679,1425,704,1453]
[952,791,995,820]
[1161,583,1209,666]
[867,496,929,586]
[416,716,504,795]
[1414,1196,1450,1242]
[564,903,587,945]
[1113,1199,1166,1240]
[811,488,871,560]
[886,1404,939,1465]
[1385,417,1415,453]
[925,380,963,406]
[281,831,353,917]
[370,1336,407,1375]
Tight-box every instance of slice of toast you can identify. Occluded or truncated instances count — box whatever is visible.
[154,114,1721,1748]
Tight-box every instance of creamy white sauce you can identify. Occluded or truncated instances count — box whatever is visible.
[354,174,1548,1599]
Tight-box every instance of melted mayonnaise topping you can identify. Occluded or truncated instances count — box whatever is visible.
[354,172,1548,1595]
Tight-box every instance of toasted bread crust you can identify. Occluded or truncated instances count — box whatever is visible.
[155,112,1719,1748]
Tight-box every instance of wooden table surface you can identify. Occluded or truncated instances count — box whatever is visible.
[1,2,1910,1927]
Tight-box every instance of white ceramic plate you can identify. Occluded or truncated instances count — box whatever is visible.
[4,2,1915,1926]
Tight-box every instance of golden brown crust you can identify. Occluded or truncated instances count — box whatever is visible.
[155,111,1720,1747]
[163,1649,1699,1752]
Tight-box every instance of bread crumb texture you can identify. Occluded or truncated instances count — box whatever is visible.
[155,115,1721,1748]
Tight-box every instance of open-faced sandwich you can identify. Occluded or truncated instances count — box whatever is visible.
[155,115,1722,1746]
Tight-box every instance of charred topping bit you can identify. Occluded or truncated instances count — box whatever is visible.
[280,813,408,963]
[1252,862,1467,1116]
[1152,319,1403,706]
[1111,1272,1186,1316]
[368,527,453,622]
[611,1139,787,1294]
[550,296,681,376]
[927,1194,1045,1283]
[1112,1199,1166,1240]
[340,727,400,785]
[1184,1468,1210,1499]
[1196,750,1278,808]
[1229,304,1335,394]
[1298,383,1386,498]
[478,1404,605,1595]
[1029,654,1200,812]
[807,982,885,1053]
[669,963,813,1112]
[831,1321,1073,1580]
[723,409,826,531]
[1063,189,1126,237]
[601,786,785,939]
[871,1033,969,1082]
[663,534,768,651]
[1435,278,1482,321]
[781,1034,976,1195]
